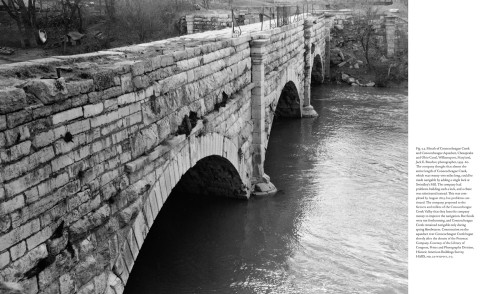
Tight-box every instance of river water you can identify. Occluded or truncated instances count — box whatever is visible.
[124,85,408,294]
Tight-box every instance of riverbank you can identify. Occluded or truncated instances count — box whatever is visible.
[328,61,408,88]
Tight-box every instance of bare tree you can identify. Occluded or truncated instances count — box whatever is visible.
[118,0,167,42]
[0,0,39,47]
[352,6,381,69]
[104,0,116,20]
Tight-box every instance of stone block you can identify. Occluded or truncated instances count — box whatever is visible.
[0,219,40,252]
[37,172,73,195]
[26,225,53,250]
[126,229,139,259]
[4,124,30,147]
[94,272,107,294]
[66,119,91,135]
[76,281,94,294]
[0,115,6,131]
[90,110,119,128]
[54,130,89,154]
[173,50,187,61]
[83,103,104,118]
[131,61,145,76]
[0,194,25,215]
[117,93,136,106]
[59,273,76,294]
[130,124,159,159]
[160,54,175,67]
[33,130,55,148]
[68,190,91,211]
[4,164,52,198]
[66,80,95,97]
[112,255,128,286]
[7,109,32,129]
[9,241,26,261]
[0,87,27,114]
[2,146,55,182]
[69,204,110,238]
[24,78,69,105]
[0,250,10,269]
[51,154,73,173]
[142,196,154,228]
[92,71,116,91]
[53,107,84,125]
[1,141,31,163]
[132,75,148,89]
[65,194,100,225]
[148,190,159,218]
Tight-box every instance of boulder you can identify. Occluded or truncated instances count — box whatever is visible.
[379,55,389,63]
[366,82,376,87]
[341,73,350,81]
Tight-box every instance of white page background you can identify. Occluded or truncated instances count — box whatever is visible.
[410,0,500,292]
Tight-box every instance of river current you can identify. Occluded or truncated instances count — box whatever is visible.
[124,85,408,294]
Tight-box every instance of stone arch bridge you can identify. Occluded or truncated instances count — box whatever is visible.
[0,15,331,294]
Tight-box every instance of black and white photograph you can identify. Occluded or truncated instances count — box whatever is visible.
[0,0,498,293]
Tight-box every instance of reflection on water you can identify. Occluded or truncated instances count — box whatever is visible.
[124,85,408,294]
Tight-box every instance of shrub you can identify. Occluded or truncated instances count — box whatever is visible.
[116,0,169,42]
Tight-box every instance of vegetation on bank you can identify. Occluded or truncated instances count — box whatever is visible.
[328,3,408,87]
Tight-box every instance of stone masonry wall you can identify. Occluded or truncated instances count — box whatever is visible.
[261,20,306,151]
[0,31,254,294]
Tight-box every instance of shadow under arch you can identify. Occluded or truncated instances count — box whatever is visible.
[173,155,247,199]
[311,54,324,85]
[122,155,247,294]
[275,80,302,119]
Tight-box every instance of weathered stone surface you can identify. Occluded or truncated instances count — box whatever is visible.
[83,103,104,118]
[24,78,69,105]
[52,107,83,125]
[0,219,40,252]
[0,87,27,114]
[9,241,27,261]
[1,244,48,281]
[131,125,159,158]
[0,252,10,269]
[0,214,11,233]
[0,281,24,294]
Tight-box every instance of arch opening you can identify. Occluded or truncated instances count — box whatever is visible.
[173,155,247,199]
[123,155,246,294]
[311,54,323,85]
[274,81,301,119]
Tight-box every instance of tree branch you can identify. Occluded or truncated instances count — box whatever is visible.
[1,0,20,21]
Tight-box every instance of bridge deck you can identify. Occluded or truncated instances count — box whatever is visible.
[111,15,310,55]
